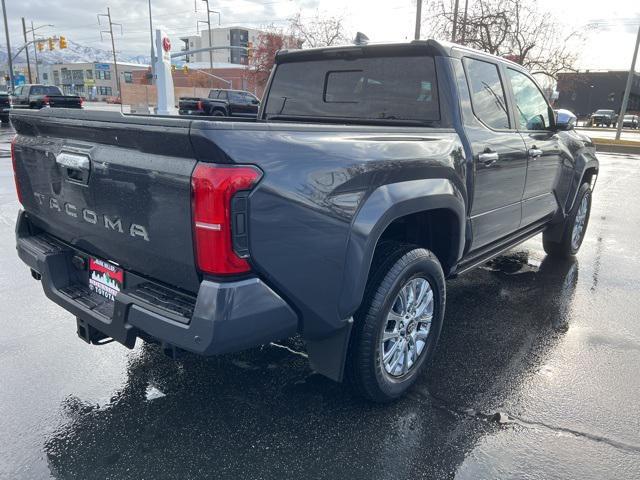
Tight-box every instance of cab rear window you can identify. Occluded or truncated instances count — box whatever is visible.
[264,55,440,123]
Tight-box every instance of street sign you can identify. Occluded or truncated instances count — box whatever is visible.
[155,29,176,115]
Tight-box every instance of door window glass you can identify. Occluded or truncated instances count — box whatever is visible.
[507,68,551,130]
[463,58,510,129]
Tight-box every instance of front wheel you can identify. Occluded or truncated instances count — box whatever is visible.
[543,183,592,257]
[346,244,446,402]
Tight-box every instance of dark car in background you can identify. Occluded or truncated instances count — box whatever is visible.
[0,91,11,123]
[179,89,260,118]
[622,114,639,129]
[589,109,617,127]
[11,84,83,110]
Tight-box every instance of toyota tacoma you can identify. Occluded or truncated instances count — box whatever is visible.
[11,41,598,401]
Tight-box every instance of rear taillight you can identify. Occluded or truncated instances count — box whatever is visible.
[196,100,203,111]
[79,97,84,107]
[10,136,23,205]
[191,163,262,276]
[42,95,50,105]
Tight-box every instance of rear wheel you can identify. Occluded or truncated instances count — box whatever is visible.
[211,110,225,117]
[347,243,445,402]
[543,182,592,257]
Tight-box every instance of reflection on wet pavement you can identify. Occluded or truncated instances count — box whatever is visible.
[1,132,639,479]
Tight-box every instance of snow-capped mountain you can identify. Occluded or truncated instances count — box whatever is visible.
[0,39,149,65]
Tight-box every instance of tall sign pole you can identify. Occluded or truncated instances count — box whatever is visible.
[616,24,640,141]
[31,21,40,83]
[1,0,14,91]
[155,29,176,115]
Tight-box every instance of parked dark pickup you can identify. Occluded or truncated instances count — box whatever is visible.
[0,92,11,123]
[589,109,617,127]
[178,88,260,117]
[11,40,598,401]
[11,84,83,110]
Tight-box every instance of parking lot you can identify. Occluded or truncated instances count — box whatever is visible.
[1,123,639,479]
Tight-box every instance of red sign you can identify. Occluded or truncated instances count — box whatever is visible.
[162,37,171,52]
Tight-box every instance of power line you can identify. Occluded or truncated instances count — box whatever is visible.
[97,8,122,98]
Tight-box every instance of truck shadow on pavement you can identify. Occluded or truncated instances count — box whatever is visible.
[44,250,578,480]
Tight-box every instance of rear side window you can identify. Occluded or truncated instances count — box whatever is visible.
[265,55,440,123]
[464,58,510,130]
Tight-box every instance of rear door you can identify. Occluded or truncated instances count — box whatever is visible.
[462,57,528,250]
[504,67,562,226]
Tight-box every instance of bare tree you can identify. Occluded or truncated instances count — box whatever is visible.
[425,0,582,79]
[288,11,349,48]
[245,25,299,89]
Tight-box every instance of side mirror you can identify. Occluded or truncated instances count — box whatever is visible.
[555,109,577,131]
[251,99,260,105]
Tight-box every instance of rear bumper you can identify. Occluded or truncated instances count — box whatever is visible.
[16,210,298,355]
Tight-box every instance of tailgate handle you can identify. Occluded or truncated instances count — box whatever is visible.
[56,152,90,171]
[56,152,91,184]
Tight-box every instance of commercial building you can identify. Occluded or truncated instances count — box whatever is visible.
[556,70,640,116]
[40,62,149,100]
[179,26,263,65]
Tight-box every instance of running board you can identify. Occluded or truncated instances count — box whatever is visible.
[454,219,550,276]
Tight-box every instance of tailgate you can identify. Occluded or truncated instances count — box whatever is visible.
[47,95,82,108]
[11,109,201,293]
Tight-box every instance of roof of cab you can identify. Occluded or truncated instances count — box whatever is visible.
[275,39,524,70]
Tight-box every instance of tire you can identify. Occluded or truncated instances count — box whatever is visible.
[211,110,225,117]
[543,182,592,257]
[346,243,446,402]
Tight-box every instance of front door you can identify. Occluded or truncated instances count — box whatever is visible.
[463,57,528,250]
[505,68,562,226]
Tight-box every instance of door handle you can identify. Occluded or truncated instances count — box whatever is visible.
[478,151,499,166]
[528,148,543,158]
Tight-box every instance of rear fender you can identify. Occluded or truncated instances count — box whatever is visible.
[338,178,465,319]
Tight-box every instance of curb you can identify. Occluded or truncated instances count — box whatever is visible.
[594,143,640,155]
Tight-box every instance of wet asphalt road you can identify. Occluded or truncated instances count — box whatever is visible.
[1,123,640,479]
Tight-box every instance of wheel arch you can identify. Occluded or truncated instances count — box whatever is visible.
[337,178,465,321]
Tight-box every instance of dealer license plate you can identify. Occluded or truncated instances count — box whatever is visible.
[88,257,123,302]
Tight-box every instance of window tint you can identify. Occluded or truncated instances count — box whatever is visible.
[30,86,61,96]
[208,90,220,99]
[218,91,228,100]
[265,55,440,123]
[507,68,551,130]
[464,58,509,129]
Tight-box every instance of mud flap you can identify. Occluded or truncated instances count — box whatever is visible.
[305,320,353,382]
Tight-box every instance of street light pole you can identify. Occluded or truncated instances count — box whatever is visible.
[1,0,14,91]
[616,24,640,141]
[30,21,39,83]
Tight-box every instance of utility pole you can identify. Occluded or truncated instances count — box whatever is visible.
[1,0,14,91]
[31,21,39,83]
[616,24,640,141]
[21,18,32,83]
[460,0,469,44]
[98,8,123,98]
[451,0,460,43]
[148,0,155,83]
[414,0,422,40]
[201,0,214,70]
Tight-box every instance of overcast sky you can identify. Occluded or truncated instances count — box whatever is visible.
[2,0,640,70]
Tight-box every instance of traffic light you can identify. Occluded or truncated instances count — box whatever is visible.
[37,42,44,52]
[48,38,55,51]
[182,65,189,74]
[246,41,253,62]
[59,36,67,49]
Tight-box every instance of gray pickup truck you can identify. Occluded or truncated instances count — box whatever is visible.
[11,40,598,401]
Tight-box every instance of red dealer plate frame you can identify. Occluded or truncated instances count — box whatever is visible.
[88,257,123,303]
